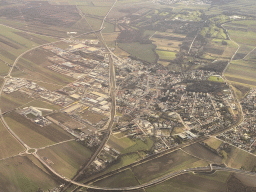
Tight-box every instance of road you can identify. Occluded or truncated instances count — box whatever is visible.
[61,1,118,190]
[30,157,256,191]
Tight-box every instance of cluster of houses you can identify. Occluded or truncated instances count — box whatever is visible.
[218,89,256,153]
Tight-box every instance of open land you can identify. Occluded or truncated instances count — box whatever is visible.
[4,111,73,148]
[38,140,92,178]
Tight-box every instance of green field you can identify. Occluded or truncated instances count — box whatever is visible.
[118,42,157,63]
[0,92,33,113]
[0,121,24,159]
[38,141,92,178]
[156,50,176,61]
[0,155,61,192]
[102,153,141,174]
[4,112,72,148]
[79,6,111,17]
[146,171,230,192]
[208,75,224,83]
[0,60,10,76]
[131,149,207,184]
[93,169,140,188]
[107,136,154,154]
[0,25,56,64]
[225,60,256,87]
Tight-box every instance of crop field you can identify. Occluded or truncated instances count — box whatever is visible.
[183,143,223,164]
[0,155,61,192]
[225,60,256,87]
[0,91,33,113]
[79,6,111,17]
[205,137,256,171]
[118,42,157,63]
[146,171,230,192]
[0,121,24,159]
[0,25,56,64]
[38,140,92,178]
[208,75,224,83]
[4,112,73,148]
[107,136,153,154]
[156,50,176,61]
[92,169,140,188]
[204,137,223,150]
[50,112,84,129]
[131,149,207,184]
[102,153,141,174]
[0,60,9,76]
[80,109,107,125]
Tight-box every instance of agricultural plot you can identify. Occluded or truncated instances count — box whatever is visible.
[0,155,61,192]
[118,42,157,63]
[0,92,33,113]
[131,149,208,184]
[146,171,230,192]
[0,60,10,76]
[4,112,72,148]
[0,25,56,64]
[92,169,140,188]
[38,141,92,178]
[204,137,256,171]
[107,136,153,154]
[225,60,256,87]
[80,109,107,125]
[50,112,84,129]
[0,121,24,159]
[183,143,223,164]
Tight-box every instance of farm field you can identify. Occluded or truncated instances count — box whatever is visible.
[37,140,92,178]
[4,112,73,148]
[0,121,24,159]
[0,25,56,64]
[92,169,140,188]
[107,136,153,154]
[204,137,256,171]
[118,42,157,63]
[80,109,107,125]
[50,112,84,129]
[0,60,10,76]
[156,50,176,61]
[225,60,256,87]
[131,149,208,184]
[0,155,61,192]
[146,171,230,192]
[182,143,223,164]
[0,91,33,113]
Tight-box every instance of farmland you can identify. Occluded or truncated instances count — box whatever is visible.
[118,42,157,63]
[4,112,72,148]
[0,155,61,192]
[0,121,24,159]
[131,149,208,184]
[0,92,33,113]
[50,112,84,129]
[107,136,154,154]
[183,143,223,164]
[146,171,230,192]
[92,169,140,188]
[0,25,56,64]
[204,137,256,171]
[37,140,92,178]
